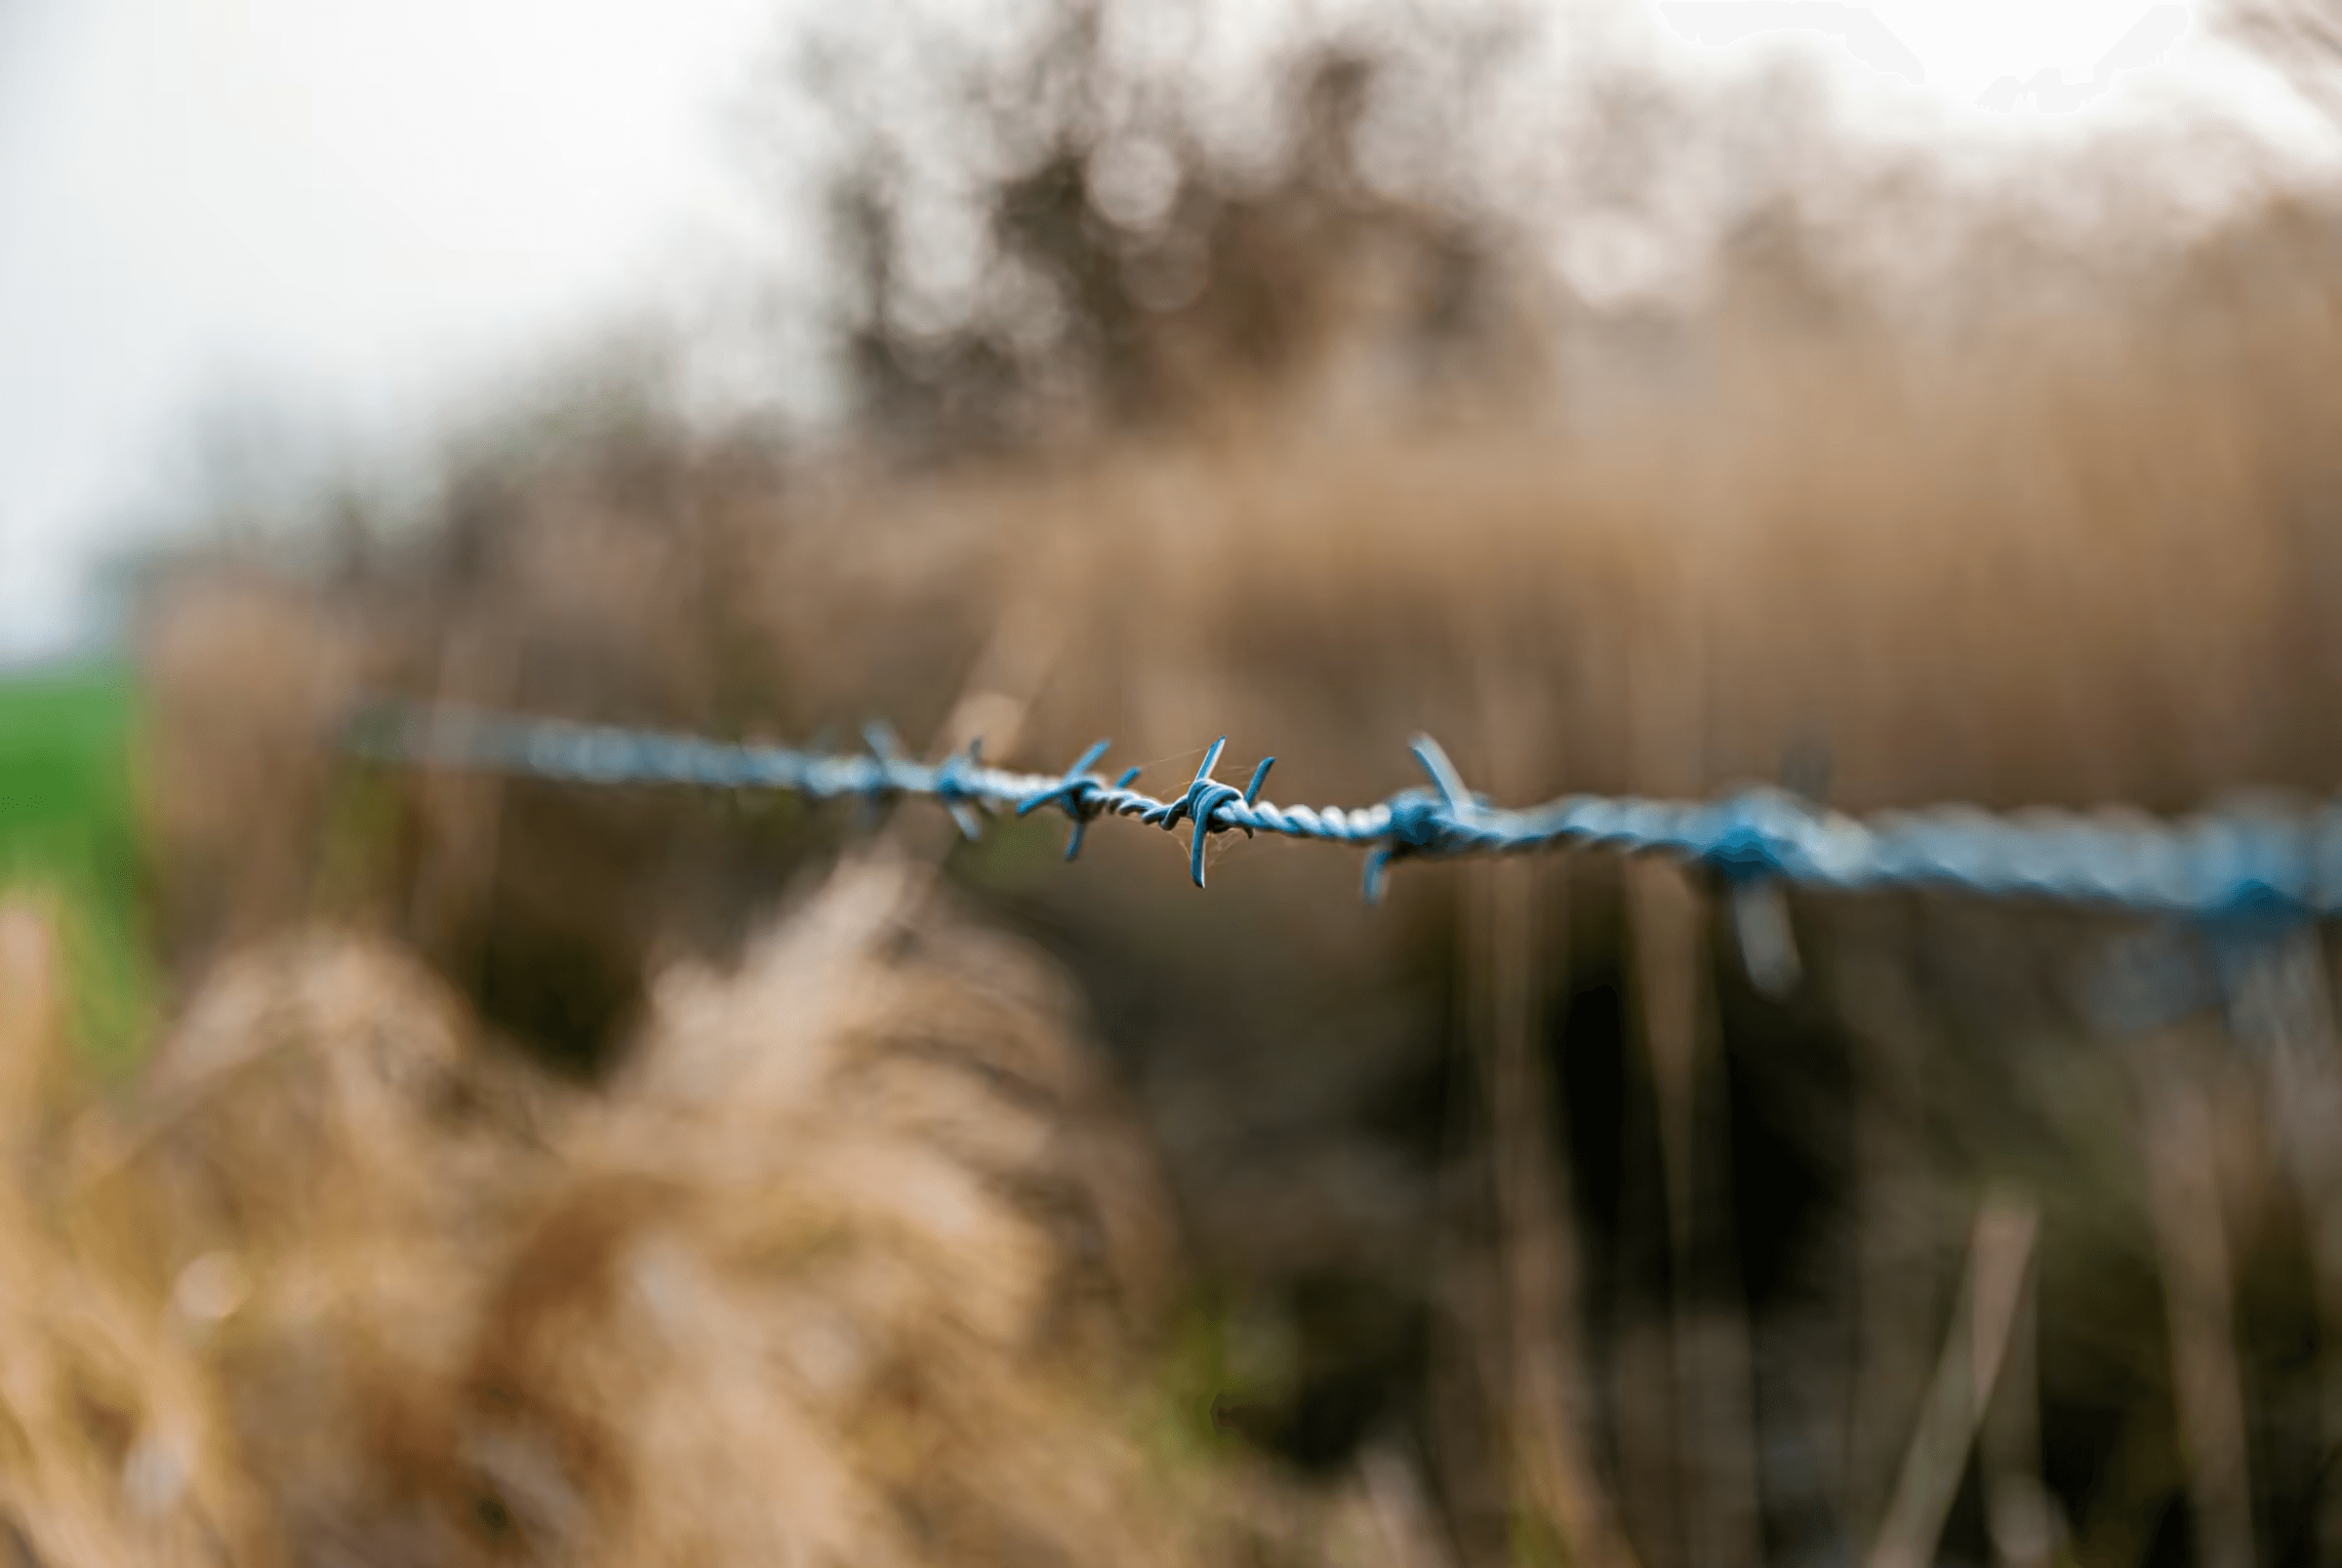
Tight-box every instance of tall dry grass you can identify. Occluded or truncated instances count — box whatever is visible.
[8,852,1436,1564]
[69,2,2342,1563]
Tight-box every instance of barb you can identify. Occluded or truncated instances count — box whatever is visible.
[345,702,2342,923]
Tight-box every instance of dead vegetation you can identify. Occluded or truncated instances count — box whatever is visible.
[26,0,2342,1563]
[5,853,1431,1566]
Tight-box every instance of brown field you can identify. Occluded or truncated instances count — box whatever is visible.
[10,3,2342,1564]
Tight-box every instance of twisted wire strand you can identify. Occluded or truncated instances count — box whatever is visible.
[346,703,2342,922]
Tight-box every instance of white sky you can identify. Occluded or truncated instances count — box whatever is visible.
[0,0,802,663]
[1774,0,2216,104]
[1678,1,2334,148]
[0,0,2328,665]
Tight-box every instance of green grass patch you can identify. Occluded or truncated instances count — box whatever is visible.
[0,660,156,1068]
[1136,1284,1305,1470]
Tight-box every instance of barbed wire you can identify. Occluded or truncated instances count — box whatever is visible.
[347,704,2342,932]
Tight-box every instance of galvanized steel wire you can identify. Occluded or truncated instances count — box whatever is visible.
[347,703,2342,927]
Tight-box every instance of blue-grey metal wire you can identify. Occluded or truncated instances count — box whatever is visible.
[346,703,2342,924]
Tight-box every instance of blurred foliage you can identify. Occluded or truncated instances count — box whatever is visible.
[0,662,154,1067]
[60,1,2342,1563]
[801,0,1543,462]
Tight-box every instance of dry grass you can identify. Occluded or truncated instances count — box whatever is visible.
[0,849,1439,1565]
[70,17,2342,1558]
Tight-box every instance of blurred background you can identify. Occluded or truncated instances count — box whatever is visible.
[9,1,2342,1564]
